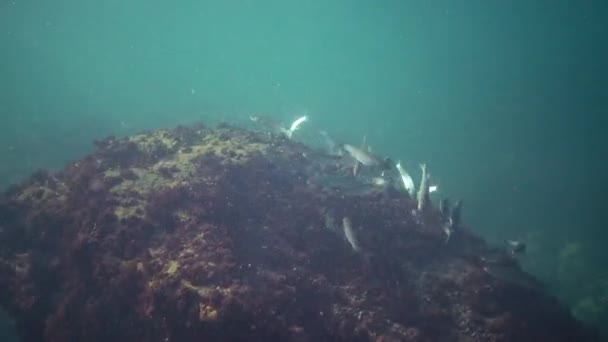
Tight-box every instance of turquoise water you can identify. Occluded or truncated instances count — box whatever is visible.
[1,0,607,338]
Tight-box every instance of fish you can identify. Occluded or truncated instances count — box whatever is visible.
[352,159,361,177]
[342,217,360,252]
[416,163,430,211]
[343,144,393,170]
[450,199,463,229]
[395,161,415,197]
[439,198,451,223]
[443,224,453,244]
[371,176,388,187]
[343,136,393,176]
[352,135,369,176]
[439,198,453,243]
[442,199,463,244]
[428,173,440,194]
[286,115,308,138]
[342,144,381,166]
[506,240,526,255]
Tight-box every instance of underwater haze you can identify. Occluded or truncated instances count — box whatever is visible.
[1,0,607,339]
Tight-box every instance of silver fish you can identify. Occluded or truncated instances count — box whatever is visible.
[507,240,526,255]
[444,199,463,244]
[439,198,451,223]
[286,115,308,138]
[343,144,381,166]
[443,223,453,244]
[342,217,360,252]
[417,163,430,211]
[439,198,453,244]
[353,159,361,177]
[395,161,415,197]
[371,176,388,187]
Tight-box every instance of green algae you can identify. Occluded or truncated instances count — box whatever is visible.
[108,129,269,198]
[165,260,179,275]
[128,130,179,155]
[114,202,145,221]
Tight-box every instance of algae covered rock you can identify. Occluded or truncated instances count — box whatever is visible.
[0,123,599,341]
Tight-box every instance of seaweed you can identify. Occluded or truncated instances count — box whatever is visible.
[0,123,599,341]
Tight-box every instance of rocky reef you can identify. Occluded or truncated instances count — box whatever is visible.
[0,123,599,341]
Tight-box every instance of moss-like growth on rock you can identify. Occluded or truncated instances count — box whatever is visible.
[0,123,599,342]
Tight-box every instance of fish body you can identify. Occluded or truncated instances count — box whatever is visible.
[439,198,452,243]
[249,114,262,123]
[371,176,387,187]
[342,217,360,252]
[289,115,308,134]
[395,161,415,196]
[507,240,526,255]
[441,199,463,244]
[343,144,381,166]
[343,136,393,176]
[443,224,453,244]
[417,163,430,211]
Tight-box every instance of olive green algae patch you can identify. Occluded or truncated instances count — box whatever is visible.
[103,127,269,221]
[16,185,63,204]
[128,130,179,156]
[108,129,269,196]
[114,203,145,221]
[197,131,269,164]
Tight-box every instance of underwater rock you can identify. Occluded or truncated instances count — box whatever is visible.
[0,123,599,342]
